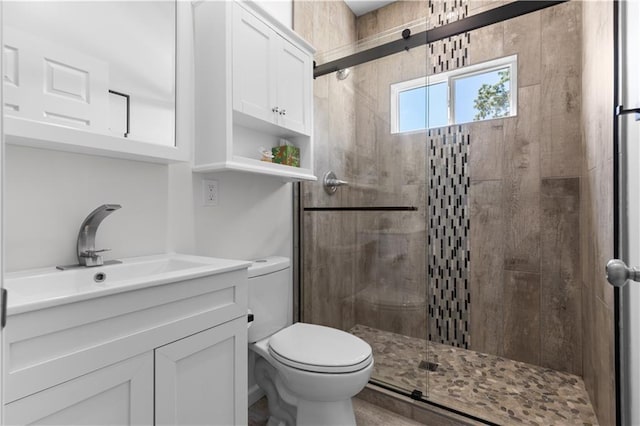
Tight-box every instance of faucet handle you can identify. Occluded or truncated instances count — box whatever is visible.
[80,248,111,258]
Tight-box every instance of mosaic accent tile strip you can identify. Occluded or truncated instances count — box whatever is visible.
[351,324,599,426]
[427,126,471,348]
[427,0,470,73]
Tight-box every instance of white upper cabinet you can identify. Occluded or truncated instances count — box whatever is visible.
[232,5,311,135]
[275,38,311,134]
[193,0,316,181]
[232,6,277,125]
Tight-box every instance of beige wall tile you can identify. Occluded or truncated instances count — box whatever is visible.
[594,160,615,309]
[540,178,582,375]
[467,120,504,181]
[580,1,616,424]
[468,0,507,17]
[503,270,541,365]
[540,2,582,178]
[582,0,614,172]
[357,0,427,40]
[469,180,504,355]
[503,86,541,273]
[468,22,504,65]
[504,11,540,87]
[594,298,616,426]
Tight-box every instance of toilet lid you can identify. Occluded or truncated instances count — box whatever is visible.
[268,323,373,374]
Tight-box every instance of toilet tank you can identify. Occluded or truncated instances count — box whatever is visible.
[248,257,291,343]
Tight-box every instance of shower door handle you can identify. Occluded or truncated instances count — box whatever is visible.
[606,259,640,287]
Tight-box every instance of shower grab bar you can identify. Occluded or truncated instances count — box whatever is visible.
[304,206,418,212]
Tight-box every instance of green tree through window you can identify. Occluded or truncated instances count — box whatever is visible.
[473,70,510,120]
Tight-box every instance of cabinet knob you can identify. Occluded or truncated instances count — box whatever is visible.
[279,109,286,116]
[272,107,280,113]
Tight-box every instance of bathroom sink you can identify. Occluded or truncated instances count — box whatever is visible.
[4,254,251,314]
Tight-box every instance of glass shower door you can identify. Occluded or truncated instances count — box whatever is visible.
[300,9,431,398]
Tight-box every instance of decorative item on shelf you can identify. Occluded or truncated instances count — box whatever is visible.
[259,146,274,162]
[272,139,300,167]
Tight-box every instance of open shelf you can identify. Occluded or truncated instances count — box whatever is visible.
[193,155,316,181]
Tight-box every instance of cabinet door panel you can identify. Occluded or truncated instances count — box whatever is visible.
[276,37,310,135]
[155,317,248,426]
[4,352,153,426]
[232,5,276,124]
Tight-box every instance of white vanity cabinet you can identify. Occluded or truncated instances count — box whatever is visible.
[3,261,249,426]
[155,317,247,426]
[193,0,316,181]
[5,352,154,425]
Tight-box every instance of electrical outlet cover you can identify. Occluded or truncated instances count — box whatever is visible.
[203,179,218,206]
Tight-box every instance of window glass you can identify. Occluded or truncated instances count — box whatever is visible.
[426,82,448,129]
[398,86,426,133]
[391,55,516,134]
[398,82,448,133]
[454,68,511,124]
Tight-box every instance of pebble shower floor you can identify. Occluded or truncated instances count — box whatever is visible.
[350,324,599,425]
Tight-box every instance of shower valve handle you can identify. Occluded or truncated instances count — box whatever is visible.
[323,171,348,195]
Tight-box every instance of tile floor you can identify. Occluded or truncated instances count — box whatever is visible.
[350,324,599,426]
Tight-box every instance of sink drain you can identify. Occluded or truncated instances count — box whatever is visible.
[93,272,106,283]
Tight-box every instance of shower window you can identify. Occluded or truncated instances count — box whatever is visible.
[391,54,517,133]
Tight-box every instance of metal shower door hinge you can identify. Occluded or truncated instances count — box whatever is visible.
[615,105,640,120]
[606,259,640,287]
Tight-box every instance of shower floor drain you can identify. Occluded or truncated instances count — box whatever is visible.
[418,360,439,372]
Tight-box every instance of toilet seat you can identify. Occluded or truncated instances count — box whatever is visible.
[268,323,373,374]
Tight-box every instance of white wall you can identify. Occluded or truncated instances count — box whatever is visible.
[4,137,293,272]
[168,163,293,261]
[4,145,170,271]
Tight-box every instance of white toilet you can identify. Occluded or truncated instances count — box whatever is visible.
[248,257,373,426]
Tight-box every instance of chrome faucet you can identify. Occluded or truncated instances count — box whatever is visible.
[76,204,121,267]
[57,204,123,270]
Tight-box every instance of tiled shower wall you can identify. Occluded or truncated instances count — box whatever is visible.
[466,2,584,376]
[581,1,616,424]
[297,0,585,375]
[293,0,359,333]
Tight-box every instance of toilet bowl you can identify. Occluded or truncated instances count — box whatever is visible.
[248,258,373,426]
